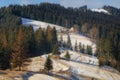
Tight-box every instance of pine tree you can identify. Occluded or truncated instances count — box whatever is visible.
[74,40,78,51]
[104,39,114,66]
[52,43,60,55]
[79,42,82,52]
[52,27,58,45]
[51,27,59,55]
[86,45,92,55]
[11,26,28,70]
[0,31,10,70]
[60,34,63,42]
[67,33,72,50]
[2,31,8,49]
[35,27,45,55]
[89,26,98,42]
[81,44,85,53]
[27,26,35,56]
[65,51,70,60]
[81,23,89,33]
[0,42,6,70]
[60,34,63,47]
[44,56,53,72]
[46,26,53,52]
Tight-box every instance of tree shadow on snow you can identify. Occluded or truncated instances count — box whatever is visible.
[22,71,35,80]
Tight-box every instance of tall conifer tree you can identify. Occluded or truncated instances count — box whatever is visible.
[35,27,45,55]
[44,56,53,72]
[67,33,72,50]
[11,26,28,70]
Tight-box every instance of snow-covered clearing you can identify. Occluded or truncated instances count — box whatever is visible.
[60,59,120,80]
[24,55,120,80]
[60,50,98,65]
[0,71,62,80]
[28,74,59,80]
[22,18,67,31]
[25,56,69,72]
[58,33,96,53]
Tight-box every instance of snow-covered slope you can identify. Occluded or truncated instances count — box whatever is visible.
[58,33,96,53]
[29,74,60,80]
[60,50,98,65]
[24,56,69,72]
[22,18,67,31]
[60,60,120,80]
[21,17,120,80]
[22,18,96,53]
[91,8,110,14]
[0,71,62,80]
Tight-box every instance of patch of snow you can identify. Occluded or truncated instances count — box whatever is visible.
[91,8,110,14]
[60,50,99,65]
[26,56,69,72]
[102,66,120,73]
[60,60,120,80]
[29,74,60,80]
[21,18,67,31]
[0,76,14,80]
[52,59,69,72]
[58,33,96,53]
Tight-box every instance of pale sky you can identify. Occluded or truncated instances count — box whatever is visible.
[0,0,120,8]
[60,0,120,8]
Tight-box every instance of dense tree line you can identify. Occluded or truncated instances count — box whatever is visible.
[0,7,21,27]
[0,25,58,70]
[97,33,120,71]
[103,6,120,16]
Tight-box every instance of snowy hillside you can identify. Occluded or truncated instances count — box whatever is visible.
[58,33,96,53]
[22,18,67,31]
[91,8,110,14]
[60,50,98,65]
[29,74,60,80]
[23,55,120,80]
[21,18,120,80]
[0,71,62,80]
[22,18,96,53]
[61,59,120,80]
[24,56,69,72]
